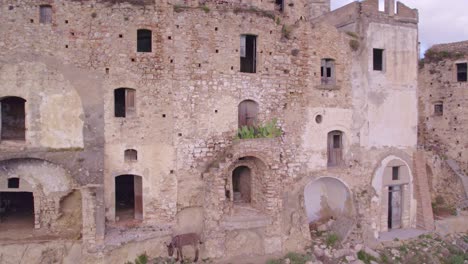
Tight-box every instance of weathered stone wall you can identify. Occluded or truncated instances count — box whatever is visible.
[0,0,423,261]
[418,40,468,206]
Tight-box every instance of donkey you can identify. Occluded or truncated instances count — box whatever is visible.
[166,233,202,262]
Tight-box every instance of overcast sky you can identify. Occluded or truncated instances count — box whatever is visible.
[331,0,468,57]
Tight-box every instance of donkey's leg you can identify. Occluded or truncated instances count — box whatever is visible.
[179,246,184,263]
[194,243,199,262]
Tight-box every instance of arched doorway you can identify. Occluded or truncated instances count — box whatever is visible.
[232,166,251,203]
[115,175,143,221]
[238,100,258,128]
[372,156,413,233]
[304,177,353,223]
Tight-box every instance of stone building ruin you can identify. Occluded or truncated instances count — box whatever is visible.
[0,0,453,262]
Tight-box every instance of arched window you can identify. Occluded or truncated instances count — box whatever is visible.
[137,29,152,52]
[124,149,138,162]
[114,88,135,117]
[39,5,52,24]
[1,97,26,140]
[327,130,344,167]
[238,100,258,128]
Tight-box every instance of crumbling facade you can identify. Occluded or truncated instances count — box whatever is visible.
[0,0,432,262]
[418,41,468,209]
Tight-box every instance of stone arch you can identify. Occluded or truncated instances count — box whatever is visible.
[304,177,354,223]
[225,156,272,213]
[372,155,415,234]
[0,158,77,231]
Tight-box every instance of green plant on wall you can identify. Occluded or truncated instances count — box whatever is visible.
[236,118,282,139]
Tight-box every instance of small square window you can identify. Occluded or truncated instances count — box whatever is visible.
[392,166,399,180]
[8,178,20,188]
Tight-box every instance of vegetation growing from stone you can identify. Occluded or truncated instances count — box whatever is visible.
[125,253,148,264]
[236,119,282,139]
[357,250,377,264]
[266,252,312,264]
[423,49,465,64]
[233,6,276,20]
[173,4,210,13]
[281,24,293,40]
[326,233,340,247]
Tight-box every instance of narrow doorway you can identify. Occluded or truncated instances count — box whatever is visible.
[238,100,259,128]
[115,175,143,221]
[232,166,251,203]
[387,185,402,229]
[0,192,34,229]
[327,131,344,167]
[240,35,257,73]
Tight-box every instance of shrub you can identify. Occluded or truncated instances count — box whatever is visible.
[349,39,359,51]
[282,24,292,39]
[284,252,312,264]
[236,119,282,139]
[357,250,377,264]
[326,233,340,247]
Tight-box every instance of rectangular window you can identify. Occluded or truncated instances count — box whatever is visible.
[240,35,257,73]
[276,0,284,11]
[373,49,384,71]
[114,88,136,117]
[457,63,467,82]
[39,5,52,24]
[392,166,399,180]
[333,134,341,149]
[434,103,443,116]
[137,29,152,53]
[321,59,335,85]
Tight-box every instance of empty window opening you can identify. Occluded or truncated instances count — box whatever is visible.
[434,102,443,116]
[115,175,142,221]
[238,100,259,128]
[392,166,399,180]
[232,166,251,203]
[378,0,385,12]
[0,192,34,229]
[328,130,344,167]
[321,59,335,85]
[240,35,257,73]
[114,88,135,118]
[373,49,384,71]
[388,185,402,229]
[137,29,152,52]
[124,149,138,162]
[457,63,467,82]
[8,178,19,189]
[39,5,52,24]
[1,97,26,141]
[276,0,284,11]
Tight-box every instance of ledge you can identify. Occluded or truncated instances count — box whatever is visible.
[315,84,340,90]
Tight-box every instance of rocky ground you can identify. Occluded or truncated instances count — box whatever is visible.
[125,231,468,264]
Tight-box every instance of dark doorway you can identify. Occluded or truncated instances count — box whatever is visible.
[387,185,402,229]
[327,131,344,167]
[240,35,257,73]
[114,88,135,117]
[232,166,251,203]
[115,175,142,221]
[1,97,26,140]
[137,29,152,52]
[238,100,259,128]
[0,192,34,228]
